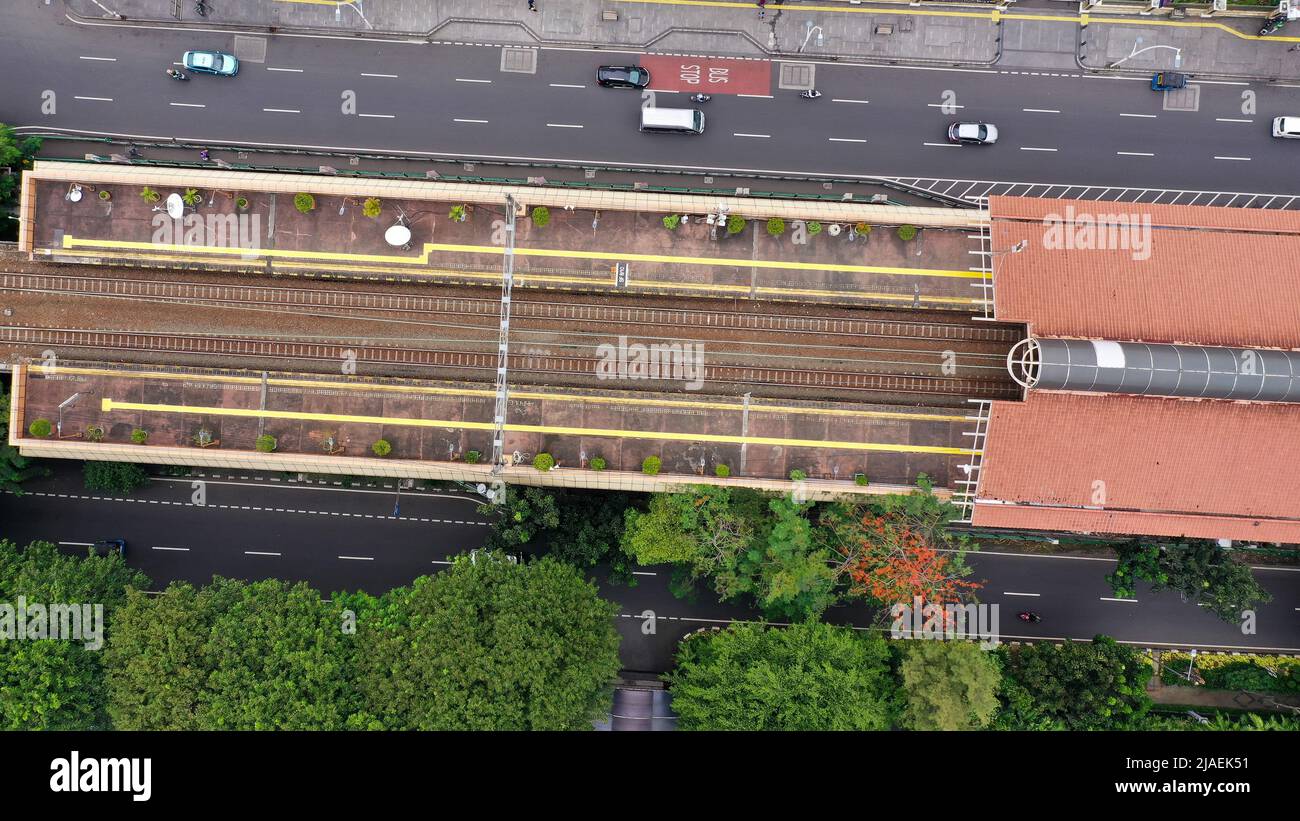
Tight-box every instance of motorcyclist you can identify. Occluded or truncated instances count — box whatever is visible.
[800,89,822,99]
[166,68,188,80]
[690,93,711,103]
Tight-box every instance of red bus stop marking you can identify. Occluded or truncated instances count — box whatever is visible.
[640,55,772,96]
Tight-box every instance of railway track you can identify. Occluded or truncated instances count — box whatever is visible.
[0,326,1019,399]
[0,272,1020,344]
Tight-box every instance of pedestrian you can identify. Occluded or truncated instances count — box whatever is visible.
[527,0,537,11]
[199,149,210,161]
[757,0,766,19]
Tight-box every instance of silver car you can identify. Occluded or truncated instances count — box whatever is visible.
[1272,116,1300,139]
[947,122,999,145]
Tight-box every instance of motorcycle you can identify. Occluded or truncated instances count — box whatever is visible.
[1261,15,1285,36]
[1016,611,1041,624]
[800,89,823,99]
[166,69,189,81]
[195,0,209,17]
[690,93,712,103]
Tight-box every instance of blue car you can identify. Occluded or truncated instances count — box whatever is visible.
[182,50,239,77]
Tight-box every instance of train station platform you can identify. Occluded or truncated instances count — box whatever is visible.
[18,162,988,310]
[8,361,978,499]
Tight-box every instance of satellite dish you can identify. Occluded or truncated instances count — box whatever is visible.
[476,483,487,495]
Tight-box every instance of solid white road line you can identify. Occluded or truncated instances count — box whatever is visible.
[1019,146,1058,152]
[927,103,963,108]
[152,546,190,551]
[361,72,398,78]
[1003,592,1041,597]
[828,137,867,143]
[358,113,395,118]
[169,102,205,108]
[74,96,113,102]
[79,56,116,61]
[262,108,300,113]
[923,142,959,147]
[453,118,488,123]
[1215,118,1252,123]
[549,83,585,88]
[1100,597,1139,603]
[738,93,773,98]
[1022,108,1060,113]
[1120,113,1157,118]
[734,132,770,138]
[266,67,304,73]
[1116,151,1155,156]
[152,476,481,504]
[631,571,658,577]
[59,541,92,546]
[430,560,453,565]
[455,78,492,83]
[546,123,583,128]
[245,551,281,557]
[1214,155,1251,161]
[832,98,869,104]
[338,555,374,561]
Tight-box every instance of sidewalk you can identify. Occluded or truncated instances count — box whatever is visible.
[66,0,1300,80]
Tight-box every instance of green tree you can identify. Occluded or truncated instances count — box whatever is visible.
[481,487,638,576]
[0,124,41,210]
[897,640,1001,730]
[1109,540,1270,624]
[352,555,620,730]
[666,621,893,730]
[0,539,149,729]
[999,636,1152,730]
[105,577,356,730]
[621,488,740,567]
[479,485,561,550]
[1,387,48,494]
[83,461,149,494]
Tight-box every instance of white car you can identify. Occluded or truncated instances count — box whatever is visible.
[1272,116,1300,139]
[948,122,999,145]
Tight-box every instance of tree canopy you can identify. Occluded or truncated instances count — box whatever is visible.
[665,621,894,730]
[897,640,1001,730]
[1107,540,1271,624]
[997,636,1152,730]
[0,539,148,730]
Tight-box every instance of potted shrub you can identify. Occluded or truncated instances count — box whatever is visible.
[531,206,551,227]
[449,204,468,222]
[854,222,872,237]
[140,186,161,204]
[726,214,746,235]
[662,214,681,230]
[897,224,918,242]
[255,434,277,453]
[182,188,202,206]
[789,468,807,481]
[766,217,786,237]
[589,456,606,471]
[854,473,868,487]
[98,190,111,202]
[807,221,822,235]
[363,197,382,218]
[84,425,105,443]
[372,439,392,457]
[532,452,555,471]
[194,428,216,447]
[236,196,249,211]
[293,193,316,214]
[641,456,661,476]
[131,428,149,444]
[28,418,52,438]
[715,464,730,478]
[465,449,481,464]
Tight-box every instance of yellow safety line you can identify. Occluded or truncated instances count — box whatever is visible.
[101,398,979,455]
[610,0,1300,42]
[60,235,981,280]
[47,365,968,422]
[46,247,984,305]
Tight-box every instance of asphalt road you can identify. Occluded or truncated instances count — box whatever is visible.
[3,4,1300,195]
[3,466,1297,672]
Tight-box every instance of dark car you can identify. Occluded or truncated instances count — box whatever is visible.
[596,65,650,89]
[947,122,999,145]
[92,539,126,558]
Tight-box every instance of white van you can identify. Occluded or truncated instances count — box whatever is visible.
[640,107,705,134]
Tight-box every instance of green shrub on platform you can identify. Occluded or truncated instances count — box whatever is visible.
[371,439,392,457]
[662,214,681,230]
[807,221,822,235]
[363,197,382,218]
[293,193,316,214]
[726,214,746,235]
[465,450,481,464]
[766,217,785,237]
[789,469,807,482]
[715,464,730,478]
[130,429,149,445]
[255,434,277,453]
[28,419,52,438]
[533,453,555,472]
[854,473,868,487]
[589,456,606,471]
[897,224,918,241]
[531,206,550,227]
[641,456,661,476]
